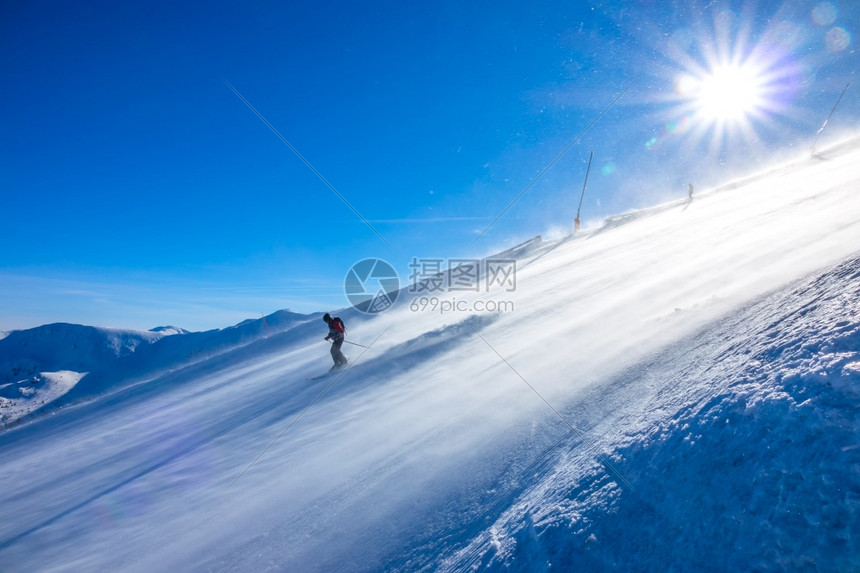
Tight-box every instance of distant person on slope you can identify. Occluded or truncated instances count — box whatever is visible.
[688,183,694,200]
[323,313,348,369]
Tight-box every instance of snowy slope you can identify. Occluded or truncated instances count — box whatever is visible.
[0,139,859,572]
[442,253,860,571]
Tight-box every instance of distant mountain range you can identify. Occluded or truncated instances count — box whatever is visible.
[0,310,316,427]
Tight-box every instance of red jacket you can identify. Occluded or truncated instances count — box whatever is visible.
[326,317,345,341]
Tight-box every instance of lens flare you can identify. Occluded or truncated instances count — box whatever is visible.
[811,2,838,26]
[825,27,851,52]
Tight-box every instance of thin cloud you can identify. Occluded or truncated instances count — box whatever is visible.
[366,216,489,224]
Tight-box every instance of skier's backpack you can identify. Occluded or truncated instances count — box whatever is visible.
[332,317,345,334]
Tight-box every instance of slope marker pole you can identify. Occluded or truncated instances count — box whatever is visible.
[471,83,633,245]
[810,83,849,156]
[574,151,594,233]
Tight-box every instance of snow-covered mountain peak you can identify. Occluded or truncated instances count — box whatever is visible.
[149,325,190,336]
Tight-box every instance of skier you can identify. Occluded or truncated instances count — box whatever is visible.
[323,313,348,369]
[688,183,694,200]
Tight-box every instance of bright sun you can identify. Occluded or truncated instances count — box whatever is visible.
[697,64,764,121]
[660,9,803,156]
[677,61,767,125]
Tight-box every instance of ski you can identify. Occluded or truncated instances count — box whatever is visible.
[309,364,349,380]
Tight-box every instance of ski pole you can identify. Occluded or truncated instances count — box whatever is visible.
[324,339,370,348]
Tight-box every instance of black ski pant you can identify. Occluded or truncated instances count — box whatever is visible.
[330,338,347,366]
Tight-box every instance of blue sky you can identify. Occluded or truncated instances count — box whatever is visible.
[2,0,858,332]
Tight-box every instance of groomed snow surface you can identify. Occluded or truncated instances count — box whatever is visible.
[1,139,859,571]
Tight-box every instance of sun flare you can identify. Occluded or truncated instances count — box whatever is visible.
[657,6,807,158]
[678,62,766,124]
[697,64,764,121]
